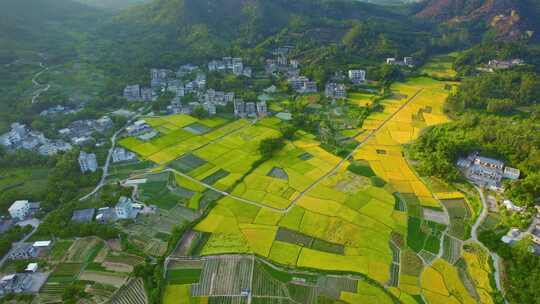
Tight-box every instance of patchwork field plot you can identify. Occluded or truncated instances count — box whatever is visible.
[407,217,446,255]
[421,259,476,304]
[65,236,104,263]
[110,278,148,304]
[348,92,376,107]
[420,53,459,78]
[119,114,240,165]
[353,77,455,209]
[461,244,496,304]
[195,167,406,284]
[441,198,472,240]
[442,234,462,265]
[191,79,457,286]
[163,255,396,304]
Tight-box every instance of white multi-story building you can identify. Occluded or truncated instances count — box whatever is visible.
[256,101,268,117]
[112,148,137,163]
[78,151,98,173]
[348,70,366,84]
[325,83,347,99]
[8,200,30,221]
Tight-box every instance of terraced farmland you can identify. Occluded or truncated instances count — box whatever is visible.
[164,255,395,304]
[111,278,148,304]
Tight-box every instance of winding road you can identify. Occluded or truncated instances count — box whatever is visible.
[30,62,50,104]
[79,109,149,202]
[469,187,507,302]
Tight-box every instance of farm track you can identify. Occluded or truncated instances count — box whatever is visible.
[79,107,150,202]
[467,187,507,302]
[288,88,425,211]
[30,62,50,104]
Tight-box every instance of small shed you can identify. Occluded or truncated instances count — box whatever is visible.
[25,263,38,273]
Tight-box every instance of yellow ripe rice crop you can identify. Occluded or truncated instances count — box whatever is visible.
[253,208,283,226]
[340,279,394,304]
[421,266,449,296]
[239,224,278,257]
[268,241,302,266]
[296,196,343,216]
[434,192,465,200]
[297,248,369,274]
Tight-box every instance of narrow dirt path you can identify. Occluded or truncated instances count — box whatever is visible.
[467,187,507,302]
[30,62,50,104]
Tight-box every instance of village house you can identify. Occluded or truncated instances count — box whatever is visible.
[234,99,246,117]
[0,274,33,296]
[150,68,174,89]
[208,57,252,77]
[115,197,140,220]
[386,57,414,67]
[78,151,98,173]
[39,105,80,117]
[7,244,37,260]
[126,120,157,140]
[25,263,38,273]
[325,82,347,99]
[348,70,366,84]
[484,59,524,72]
[8,200,30,221]
[59,116,113,145]
[111,147,137,163]
[176,64,199,78]
[95,207,116,223]
[0,123,70,156]
[234,100,267,118]
[288,76,317,94]
[202,102,216,116]
[501,228,524,244]
[502,199,525,212]
[256,101,268,117]
[123,84,142,101]
[126,120,151,136]
[245,102,257,118]
[456,152,520,190]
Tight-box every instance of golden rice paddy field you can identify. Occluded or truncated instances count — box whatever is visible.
[354,77,456,208]
[123,71,489,304]
[419,53,460,78]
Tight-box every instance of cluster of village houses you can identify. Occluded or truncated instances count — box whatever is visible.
[457,152,540,255]
[78,147,136,174]
[71,196,143,225]
[0,123,72,156]
[123,57,269,118]
[386,56,415,67]
[0,115,115,156]
[477,58,525,73]
[0,193,147,296]
[0,200,53,296]
[122,48,406,120]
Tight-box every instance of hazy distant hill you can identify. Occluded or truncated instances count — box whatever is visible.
[0,0,102,62]
[73,0,148,10]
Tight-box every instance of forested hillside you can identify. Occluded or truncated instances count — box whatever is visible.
[0,0,104,64]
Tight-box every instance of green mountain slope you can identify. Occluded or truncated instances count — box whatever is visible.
[96,0,429,78]
[0,0,102,63]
